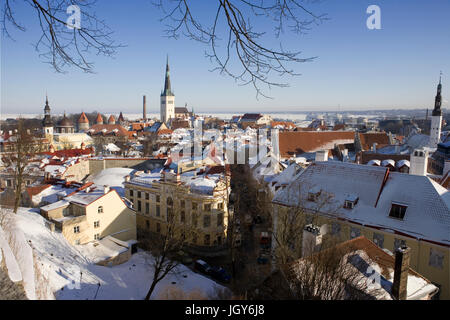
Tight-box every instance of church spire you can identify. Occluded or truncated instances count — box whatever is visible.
[433,72,442,116]
[161,55,173,96]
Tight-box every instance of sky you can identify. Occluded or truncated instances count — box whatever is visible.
[1,0,450,115]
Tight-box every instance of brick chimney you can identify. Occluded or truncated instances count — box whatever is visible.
[302,224,323,257]
[392,245,410,300]
[143,95,147,121]
[315,150,328,162]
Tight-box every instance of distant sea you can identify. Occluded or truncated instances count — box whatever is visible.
[1,112,310,121]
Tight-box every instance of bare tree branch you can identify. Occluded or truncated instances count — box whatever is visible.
[153,0,327,98]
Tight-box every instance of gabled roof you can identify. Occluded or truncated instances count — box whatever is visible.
[273,161,450,246]
[358,132,390,151]
[241,113,263,121]
[278,131,355,158]
[42,147,94,158]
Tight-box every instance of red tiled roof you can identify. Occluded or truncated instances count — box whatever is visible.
[278,131,355,157]
[43,147,94,158]
[108,115,116,123]
[26,184,51,198]
[271,121,296,129]
[89,124,129,136]
[158,129,173,135]
[358,132,390,151]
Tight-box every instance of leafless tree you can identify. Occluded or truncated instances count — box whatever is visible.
[140,199,193,300]
[2,0,123,73]
[1,119,40,213]
[154,0,327,97]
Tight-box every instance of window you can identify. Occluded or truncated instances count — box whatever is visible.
[389,203,407,220]
[204,204,211,212]
[429,248,444,269]
[146,220,150,229]
[94,221,100,228]
[156,195,160,203]
[394,238,406,251]
[350,227,360,239]
[192,213,198,227]
[156,205,160,217]
[75,240,80,245]
[203,215,211,228]
[308,190,321,202]
[180,211,185,223]
[137,191,141,198]
[344,196,358,209]
[204,234,210,246]
[137,200,142,212]
[331,222,341,236]
[180,200,185,208]
[218,202,224,210]
[192,202,198,210]
[156,223,161,233]
[98,206,103,214]
[145,203,149,214]
[217,212,223,227]
[192,233,198,244]
[94,234,100,240]
[373,233,384,248]
[74,226,80,234]
[6,180,12,187]
[145,193,149,200]
[129,189,134,197]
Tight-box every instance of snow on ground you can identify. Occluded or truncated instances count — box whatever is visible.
[0,226,23,283]
[11,207,223,300]
[88,168,135,197]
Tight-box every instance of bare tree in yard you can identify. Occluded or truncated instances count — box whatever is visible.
[282,240,383,300]
[141,197,193,300]
[2,0,122,73]
[154,0,327,97]
[1,120,39,213]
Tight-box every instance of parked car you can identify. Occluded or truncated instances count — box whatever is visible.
[210,266,231,283]
[194,260,212,275]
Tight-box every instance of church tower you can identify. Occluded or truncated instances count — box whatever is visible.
[160,56,175,123]
[429,73,443,148]
[42,95,54,136]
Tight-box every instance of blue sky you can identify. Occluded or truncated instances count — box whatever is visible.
[1,0,449,114]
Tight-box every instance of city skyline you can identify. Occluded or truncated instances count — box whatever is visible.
[1,0,450,114]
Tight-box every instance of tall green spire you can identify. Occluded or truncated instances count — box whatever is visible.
[161,55,174,96]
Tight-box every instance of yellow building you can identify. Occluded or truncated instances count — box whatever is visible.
[272,161,450,299]
[40,185,136,246]
[124,163,230,250]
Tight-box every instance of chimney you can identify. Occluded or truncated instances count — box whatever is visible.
[443,160,450,176]
[315,150,328,162]
[302,224,322,258]
[103,185,110,194]
[372,143,377,152]
[392,245,410,300]
[124,175,130,182]
[143,95,147,121]
[410,149,428,176]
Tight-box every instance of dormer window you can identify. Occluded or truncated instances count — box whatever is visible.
[308,187,321,202]
[344,194,359,209]
[389,203,407,220]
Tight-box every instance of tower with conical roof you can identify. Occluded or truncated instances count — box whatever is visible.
[429,73,443,148]
[95,113,104,125]
[42,95,54,136]
[78,112,90,132]
[160,56,175,123]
